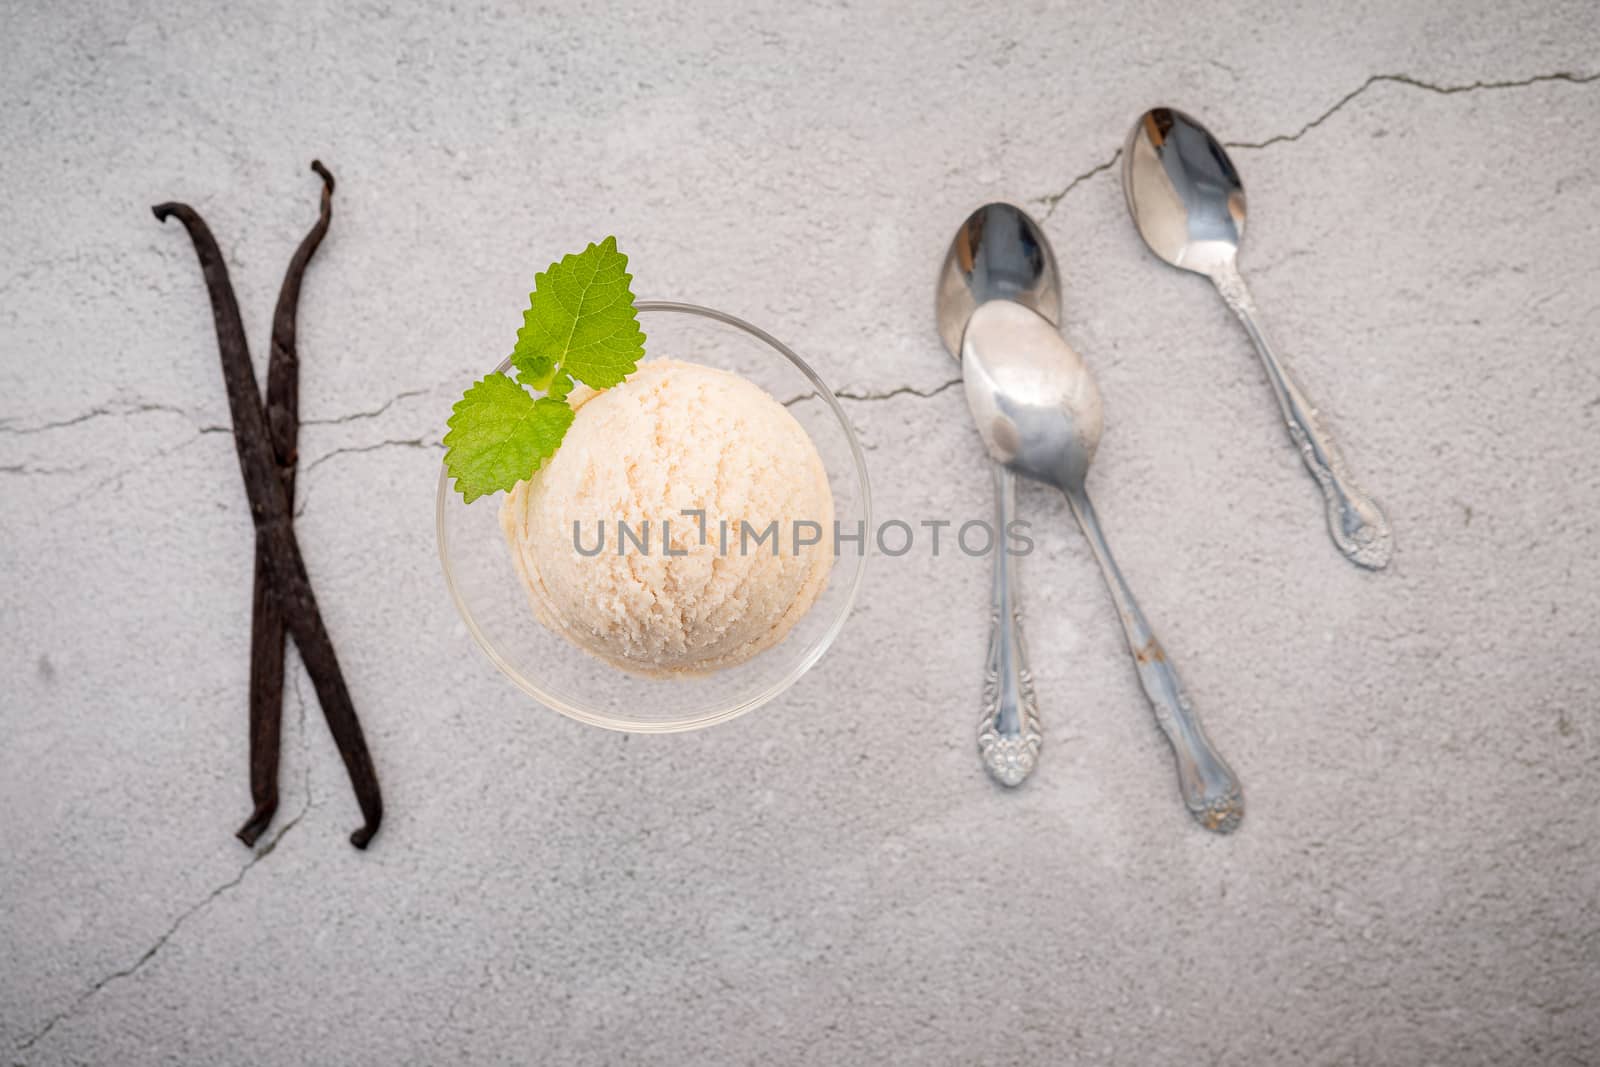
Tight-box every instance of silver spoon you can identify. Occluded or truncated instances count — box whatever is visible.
[936,203,1060,786]
[962,298,1244,832]
[1122,107,1393,570]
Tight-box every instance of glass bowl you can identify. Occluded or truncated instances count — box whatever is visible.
[438,301,871,732]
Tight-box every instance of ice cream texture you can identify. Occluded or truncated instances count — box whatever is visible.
[500,359,834,676]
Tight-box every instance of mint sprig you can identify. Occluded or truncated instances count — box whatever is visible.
[444,237,645,502]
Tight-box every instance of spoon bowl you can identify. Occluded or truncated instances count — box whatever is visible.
[936,202,1061,359]
[960,299,1102,492]
[1122,107,1246,277]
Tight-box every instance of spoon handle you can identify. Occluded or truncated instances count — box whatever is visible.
[1211,260,1393,570]
[1064,488,1242,832]
[978,464,1042,786]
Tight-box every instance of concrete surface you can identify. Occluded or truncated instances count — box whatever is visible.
[4,1,1600,1063]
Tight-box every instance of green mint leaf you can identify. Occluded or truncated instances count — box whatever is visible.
[547,370,575,400]
[444,373,575,502]
[511,236,645,390]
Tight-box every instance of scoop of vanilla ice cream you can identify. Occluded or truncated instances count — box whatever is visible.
[500,359,834,676]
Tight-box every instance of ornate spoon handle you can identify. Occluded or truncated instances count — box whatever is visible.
[1211,259,1393,570]
[1064,488,1242,832]
[978,463,1041,786]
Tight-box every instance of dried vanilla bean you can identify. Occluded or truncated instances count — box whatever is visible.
[155,195,383,849]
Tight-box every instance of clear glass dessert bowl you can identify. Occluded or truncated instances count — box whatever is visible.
[438,301,871,732]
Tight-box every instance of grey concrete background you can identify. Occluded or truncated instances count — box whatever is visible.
[3,1,1599,1063]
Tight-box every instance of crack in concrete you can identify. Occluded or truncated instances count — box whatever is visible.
[2,385,435,440]
[839,377,964,403]
[0,402,196,435]
[288,668,316,822]
[0,461,92,477]
[20,395,439,506]
[14,779,313,1055]
[45,426,231,513]
[291,437,443,517]
[300,387,431,426]
[1033,67,1600,218]
[299,436,439,476]
[1039,151,1123,219]
[784,376,963,407]
[1228,69,1600,150]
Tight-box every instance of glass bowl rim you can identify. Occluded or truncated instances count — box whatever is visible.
[436,299,873,732]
